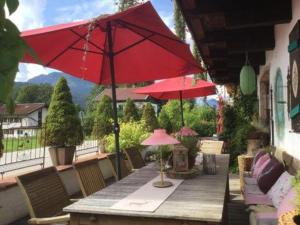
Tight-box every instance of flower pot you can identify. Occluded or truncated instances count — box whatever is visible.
[48,146,76,166]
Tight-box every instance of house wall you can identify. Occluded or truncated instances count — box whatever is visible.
[258,0,300,159]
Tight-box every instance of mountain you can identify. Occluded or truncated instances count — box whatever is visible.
[15,72,94,108]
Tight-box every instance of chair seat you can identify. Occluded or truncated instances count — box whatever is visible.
[245,177,258,185]
[244,184,264,195]
[244,192,273,205]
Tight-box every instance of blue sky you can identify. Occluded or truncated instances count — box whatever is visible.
[10,0,192,82]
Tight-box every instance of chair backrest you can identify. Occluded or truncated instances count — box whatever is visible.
[124,148,145,169]
[199,140,224,154]
[107,153,131,179]
[73,159,106,197]
[16,167,70,218]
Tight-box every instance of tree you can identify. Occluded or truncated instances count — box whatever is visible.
[83,85,104,135]
[0,0,33,105]
[123,98,139,122]
[92,95,113,139]
[117,0,144,12]
[142,103,158,132]
[158,108,172,133]
[192,43,207,81]
[44,77,83,147]
[0,122,3,158]
[16,84,53,105]
[174,0,186,41]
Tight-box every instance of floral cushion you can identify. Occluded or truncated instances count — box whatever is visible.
[251,150,266,172]
[277,188,296,217]
[267,171,293,208]
[253,155,271,178]
[244,192,273,205]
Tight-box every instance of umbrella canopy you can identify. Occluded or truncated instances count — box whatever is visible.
[142,129,180,146]
[21,2,203,84]
[134,76,216,99]
[176,127,198,137]
[20,2,203,180]
[134,76,216,126]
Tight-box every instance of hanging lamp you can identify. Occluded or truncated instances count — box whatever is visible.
[240,52,256,95]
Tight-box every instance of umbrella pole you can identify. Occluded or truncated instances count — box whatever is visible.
[180,91,184,127]
[107,21,121,180]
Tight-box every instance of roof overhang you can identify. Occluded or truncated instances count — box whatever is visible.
[176,0,292,84]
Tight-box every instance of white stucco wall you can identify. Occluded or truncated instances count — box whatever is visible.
[258,0,300,159]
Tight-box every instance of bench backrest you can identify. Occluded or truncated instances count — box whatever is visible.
[107,153,131,179]
[124,148,145,169]
[73,159,106,197]
[16,167,70,218]
[199,140,224,154]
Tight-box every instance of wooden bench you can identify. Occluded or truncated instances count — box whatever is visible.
[198,140,224,154]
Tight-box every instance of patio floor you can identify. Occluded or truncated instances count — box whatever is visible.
[10,174,249,225]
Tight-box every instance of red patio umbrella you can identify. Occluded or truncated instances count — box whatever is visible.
[134,76,216,127]
[20,2,203,180]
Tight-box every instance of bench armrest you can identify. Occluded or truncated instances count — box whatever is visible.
[28,214,70,225]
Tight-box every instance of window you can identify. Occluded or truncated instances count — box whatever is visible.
[17,130,23,135]
[275,68,285,140]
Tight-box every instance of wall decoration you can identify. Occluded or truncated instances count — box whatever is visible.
[275,68,285,139]
[288,20,300,132]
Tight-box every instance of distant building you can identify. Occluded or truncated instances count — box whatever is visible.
[95,88,162,113]
[0,103,47,138]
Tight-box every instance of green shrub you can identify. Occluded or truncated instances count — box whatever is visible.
[158,108,172,133]
[104,121,150,152]
[123,98,139,122]
[93,95,113,139]
[292,171,300,212]
[142,103,159,132]
[162,100,183,132]
[0,123,3,158]
[44,77,83,147]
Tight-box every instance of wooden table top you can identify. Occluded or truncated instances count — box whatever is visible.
[64,154,230,223]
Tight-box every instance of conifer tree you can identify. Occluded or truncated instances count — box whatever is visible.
[93,95,113,139]
[174,0,186,41]
[158,108,172,134]
[45,77,83,147]
[117,0,143,12]
[193,43,207,80]
[142,103,158,132]
[123,98,140,122]
[0,122,3,158]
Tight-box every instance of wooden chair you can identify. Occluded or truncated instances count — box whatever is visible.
[198,140,224,154]
[106,153,131,180]
[16,167,71,225]
[124,148,145,169]
[73,159,106,197]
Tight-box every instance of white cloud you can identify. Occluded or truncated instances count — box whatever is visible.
[54,0,117,24]
[9,0,51,82]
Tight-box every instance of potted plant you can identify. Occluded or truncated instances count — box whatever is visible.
[44,77,83,166]
[247,118,269,155]
[178,136,198,169]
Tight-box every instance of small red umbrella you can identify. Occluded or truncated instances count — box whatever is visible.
[20,2,203,180]
[134,76,216,126]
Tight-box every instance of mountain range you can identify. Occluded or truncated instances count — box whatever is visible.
[15,72,94,107]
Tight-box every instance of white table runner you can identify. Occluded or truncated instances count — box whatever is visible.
[111,175,183,212]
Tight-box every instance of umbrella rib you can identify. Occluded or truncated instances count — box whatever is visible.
[70,47,103,55]
[114,33,154,56]
[70,29,105,53]
[117,19,183,44]
[117,21,200,69]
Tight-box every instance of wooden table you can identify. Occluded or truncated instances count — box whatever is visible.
[64,154,230,225]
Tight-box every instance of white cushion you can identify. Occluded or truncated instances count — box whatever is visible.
[267,171,293,208]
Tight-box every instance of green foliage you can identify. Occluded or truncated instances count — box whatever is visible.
[158,108,172,133]
[117,0,144,11]
[162,100,182,132]
[142,103,158,132]
[173,0,186,41]
[123,98,139,122]
[192,43,207,81]
[158,145,172,161]
[5,96,15,114]
[83,85,104,135]
[44,77,83,147]
[179,136,198,158]
[104,121,150,152]
[185,106,217,137]
[0,0,34,104]
[220,89,258,167]
[0,122,3,158]
[92,95,113,139]
[292,171,300,212]
[16,84,53,106]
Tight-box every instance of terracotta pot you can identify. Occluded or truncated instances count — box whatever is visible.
[48,146,76,166]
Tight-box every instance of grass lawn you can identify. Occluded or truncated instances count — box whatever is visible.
[3,136,42,153]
